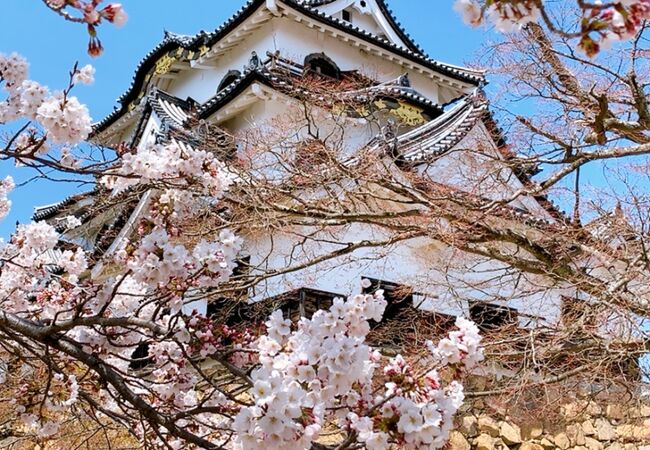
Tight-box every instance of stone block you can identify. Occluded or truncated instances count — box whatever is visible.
[605,444,624,450]
[617,424,650,442]
[540,438,556,449]
[594,418,617,441]
[520,443,545,450]
[478,416,500,437]
[460,415,478,437]
[606,405,627,421]
[522,423,544,440]
[448,431,471,450]
[587,402,604,417]
[475,433,496,450]
[554,432,571,449]
[584,436,604,450]
[499,421,522,445]
[582,420,597,436]
[567,423,586,446]
[633,405,650,418]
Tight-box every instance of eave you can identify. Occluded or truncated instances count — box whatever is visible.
[196,64,444,124]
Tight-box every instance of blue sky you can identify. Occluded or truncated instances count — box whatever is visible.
[0,0,488,238]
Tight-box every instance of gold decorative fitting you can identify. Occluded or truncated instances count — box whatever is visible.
[331,103,347,117]
[354,104,371,118]
[374,99,388,110]
[391,102,425,126]
[186,50,195,60]
[154,54,177,76]
[199,45,210,56]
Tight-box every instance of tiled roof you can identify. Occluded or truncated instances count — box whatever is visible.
[32,190,97,222]
[399,91,489,163]
[289,3,484,83]
[148,88,194,129]
[195,62,444,121]
[91,0,483,137]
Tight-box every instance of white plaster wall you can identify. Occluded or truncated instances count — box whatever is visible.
[418,122,553,218]
[217,93,381,173]
[238,221,564,325]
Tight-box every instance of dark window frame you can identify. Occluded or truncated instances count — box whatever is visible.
[468,301,519,331]
[304,53,341,80]
[281,287,342,321]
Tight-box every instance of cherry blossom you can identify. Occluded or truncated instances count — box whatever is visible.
[73,64,95,85]
[454,0,650,56]
[101,141,235,196]
[101,3,128,27]
[1,53,92,149]
[233,292,483,450]
[0,52,28,90]
[36,93,92,144]
[0,176,14,221]
[41,2,129,56]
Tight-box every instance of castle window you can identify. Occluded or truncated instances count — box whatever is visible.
[217,70,241,92]
[304,53,341,80]
[469,301,518,331]
[342,9,352,23]
[281,288,341,321]
[129,343,152,371]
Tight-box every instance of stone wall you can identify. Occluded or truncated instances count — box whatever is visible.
[448,402,650,450]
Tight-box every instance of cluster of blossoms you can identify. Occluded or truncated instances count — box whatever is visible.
[0,209,482,450]
[0,176,14,220]
[0,221,70,312]
[454,0,650,56]
[118,226,241,294]
[428,316,484,368]
[585,1,650,53]
[101,141,235,198]
[232,291,484,450]
[44,1,128,56]
[454,0,539,31]
[0,53,93,147]
[15,373,80,438]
